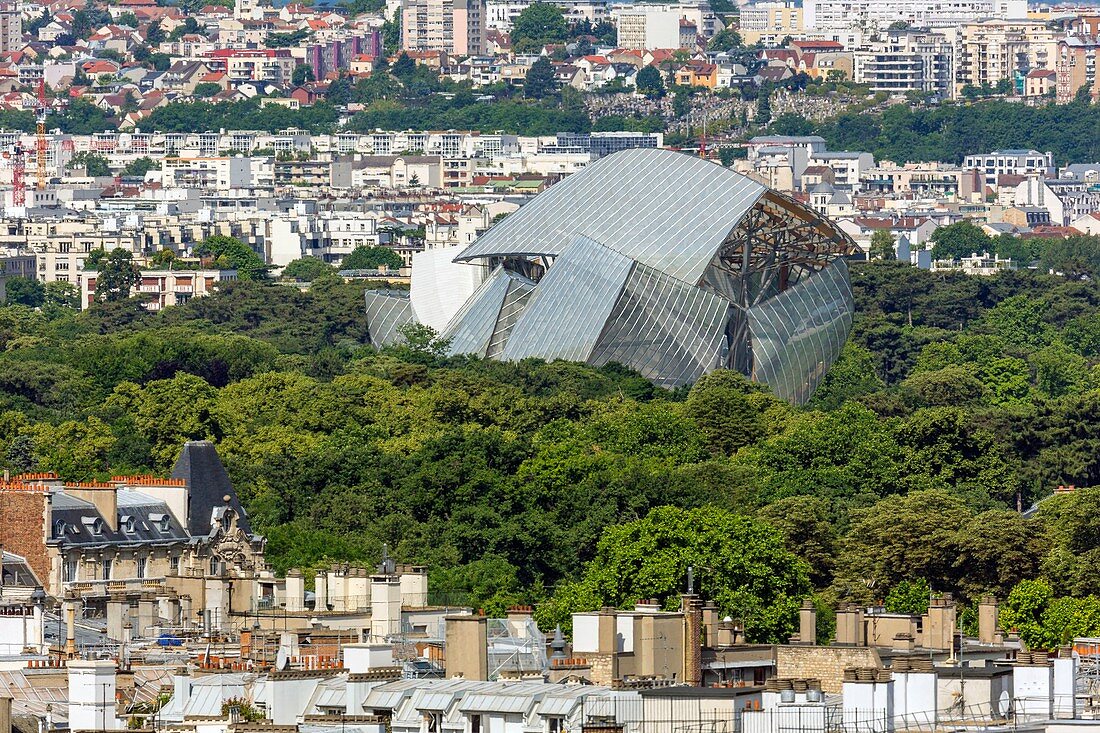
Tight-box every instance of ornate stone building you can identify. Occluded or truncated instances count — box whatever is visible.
[0,441,270,637]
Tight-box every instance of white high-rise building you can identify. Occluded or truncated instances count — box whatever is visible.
[804,0,1027,36]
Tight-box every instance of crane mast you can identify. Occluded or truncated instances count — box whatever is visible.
[35,78,47,191]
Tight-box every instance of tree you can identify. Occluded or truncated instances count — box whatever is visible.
[384,322,452,364]
[929,221,992,260]
[869,230,896,260]
[756,91,772,124]
[511,2,569,53]
[635,65,665,98]
[67,151,110,177]
[146,19,166,45]
[757,496,838,588]
[92,249,141,302]
[283,257,336,281]
[391,53,416,78]
[43,281,78,309]
[292,64,316,86]
[341,245,403,271]
[884,578,930,615]
[5,277,45,307]
[192,82,222,98]
[123,157,158,178]
[524,56,556,99]
[538,506,811,642]
[195,235,268,280]
[707,29,742,53]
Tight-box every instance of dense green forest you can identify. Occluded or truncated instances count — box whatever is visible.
[6,265,1100,646]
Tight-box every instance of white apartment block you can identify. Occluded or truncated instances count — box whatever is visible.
[738,1,803,46]
[266,211,382,267]
[963,149,1054,186]
[852,31,954,98]
[613,0,720,48]
[486,0,529,29]
[803,0,1026,35]
[402,0,486,55]
[160,157,254,191]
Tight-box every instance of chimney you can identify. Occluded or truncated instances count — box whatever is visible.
[799,599,817,645]
[978,595,1000,644]
[444,616,488,681]
[924,595,956,652]
[173,667,192,712]
[284,569,304,613]
[835,604,865,646]
[682,596,702,686]
[0,695,10,733]
[702,601,719,648]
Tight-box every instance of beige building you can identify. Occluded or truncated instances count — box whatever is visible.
[956,19,1061,94]
[1056,36,1100,102]
[0,3,20,54]
[81,268,236,310]
[739,1,803,47]
[0,442,269,636]
[402,0,486,56]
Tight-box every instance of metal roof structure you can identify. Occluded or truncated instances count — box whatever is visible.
[373,148,859,402]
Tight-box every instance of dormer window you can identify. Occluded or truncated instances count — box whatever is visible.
[54,520,66,538]
[120,515,135,533]
[92,519,104,536]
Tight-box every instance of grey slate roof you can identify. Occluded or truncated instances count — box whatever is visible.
[170,440,251,538]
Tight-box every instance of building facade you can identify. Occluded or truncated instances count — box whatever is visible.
[738,1,804,47]
[402,0,487,56]
[851,30,953,98]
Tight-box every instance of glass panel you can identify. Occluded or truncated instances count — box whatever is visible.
[364,289,414,347]
[456,149,766,285]
[588,261,731,388]
[747,259,854,405]
[501,235,633,363]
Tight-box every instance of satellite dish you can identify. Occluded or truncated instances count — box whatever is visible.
[276,648,290,671]
[997,690,1011,717]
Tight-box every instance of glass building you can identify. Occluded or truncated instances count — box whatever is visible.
[366,148,860,404]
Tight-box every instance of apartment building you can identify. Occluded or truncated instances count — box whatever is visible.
[1056,35,1099,102]
[614,1,719,48]
[0,3,20,54]
[852,30,953,98]
[402,0,487,56]
[81,268,236,310]
[739,1,803,47]
[957,19,1061,93]
[267,209,383,266]
[203,48,297,83]
[804,0,1026,35]
[963,148,1054,186]
[161,157,254,191]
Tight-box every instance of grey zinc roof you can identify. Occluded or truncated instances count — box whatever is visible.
[455,148,766,285]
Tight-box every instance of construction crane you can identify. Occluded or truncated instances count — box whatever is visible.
[3,142,26,206]
[35,77,47,191]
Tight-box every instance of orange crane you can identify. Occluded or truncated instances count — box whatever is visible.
[35,78,47,190]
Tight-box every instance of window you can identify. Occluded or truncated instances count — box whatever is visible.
[169,555,180,572]
[136,556,147,578]
[469,715,482,733]
[425,712,443,733]
[63,559,78,583]
[547,718,564,733]
[103,558,112,580]
[54,520,66,538]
